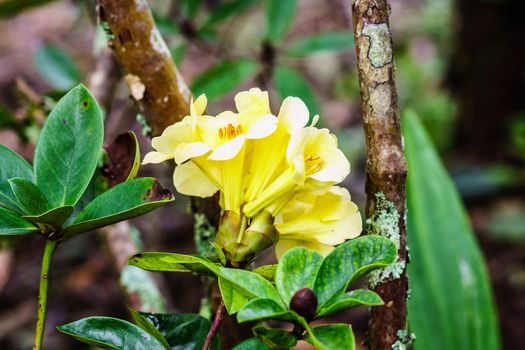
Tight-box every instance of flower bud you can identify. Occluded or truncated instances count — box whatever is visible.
[289,288,317,321]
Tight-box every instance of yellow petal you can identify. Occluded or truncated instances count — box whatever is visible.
[173,142,212,164]
[142,151,173,164]
[277,97,309,133]
[275,238,334,260]
[245,114,278,139]
[173,161,218,198]
[235,88,271,116]
[191,94,208,116]
[208,135,245,161]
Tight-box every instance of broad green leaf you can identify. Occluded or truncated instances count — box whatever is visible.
[0,207,38,235]
[129,252,219,276]
[8,178,49,215]
[403,111,500,350]
[103,131,141,187]
[34,44,81,90]
[313,235,397,308]
[252,326,297,349]
[181,0,202,19]
[0,144,33,183]
[232,338,271,350]
[140,312,219,350]
[219,277,250,314]
[274,65,319,119]
[23,205,74,229]
[265,0,297,43]
[57,316,168,350]
[276,247,323,306]
[252,264,277,282]
[203,0,257,28]
[287,32,354,56]
[34,85,103,208]
[237,298,297,323]
[305,324,355,350]
[0,181,26,214]
[316,289,384,318]
[62,178,173,237]
[191,60,257,102]
[128,308,170,350]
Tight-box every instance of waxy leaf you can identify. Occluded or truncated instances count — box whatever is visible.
[316,289,384,318]
[219,277,251,314]
[128,308,170,350]
[23,205,74,229]
[404,111,500,350]
[129,252,219,276]
[253,264,277,282]
[140,312,219,350]
[0,181,26,214]
[8,178,49,215]
[0,144,33,183]
[0,207,38,235]
[252,326,297,349]
[265,0,297,43]
[62,178,173,237]
[103,131,140,187]
[57,316,167,350]
[34,84,104,208]
[306,324,355,350]
[276,247,323,306]
[237,298,297,323]
[313,235,397,308]
[232,338,271,350]
[287,32,354,56]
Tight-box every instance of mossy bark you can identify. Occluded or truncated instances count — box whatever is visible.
[350,1,409,349]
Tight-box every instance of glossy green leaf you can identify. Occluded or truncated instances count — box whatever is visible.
[129,252,219,276]
[305,324,355,350]
[128,308,170,350]
[237,298,297,323]
[0,144,33,183]
[287,31,354,56]
[274,65,319,119]
[34,85,104,208]
[8,178,49,215]
[203,0,257,28]
[232,338,271,350]
[57,316,168,350]
[103,131,141,187]
[0,207,38,235]
[403,111,500,350]
[265,0,297,43]
[316,289,384,318]
[191,60,257,102]
[276,247,323,306]
[23,205,74,229]
[34,44,81,90]
[0,181,26,214]
[313,235,397,308]
[252,264,277,282]
[140,312,219,350]
[62,178,173,237]
[218,277,251,314]
[253,326,297,349]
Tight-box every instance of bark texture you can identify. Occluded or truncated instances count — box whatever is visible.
[97,0,191,137]
[350,1,408,349]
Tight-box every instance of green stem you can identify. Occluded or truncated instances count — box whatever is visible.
[236,214,248,244]
[33,239,58,350]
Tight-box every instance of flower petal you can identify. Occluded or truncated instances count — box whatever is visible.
[142,151,173,164]
[191,94,208,116]
[173,142,212,164]
[278,97,309,133]
[173,161,218,198]
[208,135,245,161]
[275,238,334,260]
[245,114,278,139]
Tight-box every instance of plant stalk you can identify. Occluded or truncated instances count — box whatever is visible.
[33,239,58,350]
[202,299,226,350]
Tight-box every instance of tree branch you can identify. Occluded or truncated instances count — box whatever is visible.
[349,1,408,349]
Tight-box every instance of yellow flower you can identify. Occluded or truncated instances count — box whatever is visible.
[274,186,362,259]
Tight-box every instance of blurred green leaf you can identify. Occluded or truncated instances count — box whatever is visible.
[232,338,271,350]
[252,264,277,282]
[0,0,58,19]
[487,208,525,242]
[8,178,49,215]
[316,289,383,318]
[403,110,500,350]
[181,0,202,20]
[191,60,257,102]
[274,65,319,119]
[34,44,81,90]
[170,44,187,67]
[265,0,297,43]
[305,324,355,350]
[203,0,257,28]
[252,326,297,349]
[287,32,354,56]
[0,207,38,235]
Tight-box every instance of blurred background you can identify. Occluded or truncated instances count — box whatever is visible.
[0,0,523,349]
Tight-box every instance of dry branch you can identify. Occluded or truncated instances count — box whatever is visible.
[350,0,408,349]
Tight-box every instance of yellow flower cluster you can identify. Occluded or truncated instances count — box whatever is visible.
[143,88,362,260]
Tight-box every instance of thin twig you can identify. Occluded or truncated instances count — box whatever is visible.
[202,299,226,350]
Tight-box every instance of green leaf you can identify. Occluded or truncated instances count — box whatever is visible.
[252,264,277,282]
[0,0,58,19]
[403,111,501,350]
[203,0,257,28]
[129,252,219,276]
[8,178,49,215]
[265,0,297,43]
[140,312,219,350]
[34,85,104,208]
[305,324,355,350]
[0,144,33,183]
[313,235,397,308]
[128,308,170,350]
[62,178,173,237]
[170,44,187,67]
[23,206,74,229]
[0,207,38,235]
[274,66,319,119]
[0,181,26,214]
[316,289,384,318]
[232,338,271,350]
[219,277,251,314]
[253,326,297,349]
[191,60,257,102]
[237,298,297,323]
[181,0,202,20]
[103,131,141,187]
[276,247,323,306]
[34,44,81,90]
[287,31,354,56]
[57,316,168,350]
